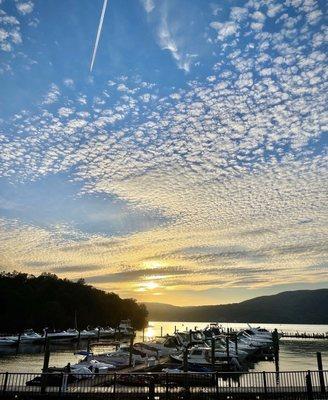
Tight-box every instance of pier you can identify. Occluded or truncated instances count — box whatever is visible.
[0,370,327,399]
[279,331,328,340]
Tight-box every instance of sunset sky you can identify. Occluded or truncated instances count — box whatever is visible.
[0,0,327,306]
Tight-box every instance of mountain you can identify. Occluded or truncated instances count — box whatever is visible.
[143,289,328,324]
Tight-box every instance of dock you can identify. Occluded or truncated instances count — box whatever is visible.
[279,331,328,339]
[1,370,327,399]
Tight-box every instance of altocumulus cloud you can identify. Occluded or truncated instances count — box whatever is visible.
[0,0,327,300]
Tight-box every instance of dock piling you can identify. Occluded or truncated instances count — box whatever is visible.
[128,335,134,367]
[272,328,280,382]
[42,339,50,372]
[211,338,215,366]
[183,347,188,372]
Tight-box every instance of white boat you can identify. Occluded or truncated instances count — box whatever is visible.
[238,330,272,347]
[73,359,116,374]
[0,337,17,346]
[210,337,251,361]
[134,336,181,357]
[118,320,134,336]
[170,346,226,367]
[6,329,44,344]
[92,327,115,338]
[20,330,44,344]
[80,344,144,367]
[67,329,97,339]
[175,331,205,346]
[45,330,77,342]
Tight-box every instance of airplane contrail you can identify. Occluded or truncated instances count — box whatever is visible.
[90,0,108,72]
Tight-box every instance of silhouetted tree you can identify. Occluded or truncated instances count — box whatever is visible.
[0,271,148,333]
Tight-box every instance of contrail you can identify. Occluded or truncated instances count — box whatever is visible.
[90,0,108,72]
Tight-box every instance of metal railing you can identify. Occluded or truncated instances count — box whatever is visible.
[0,370,327,399]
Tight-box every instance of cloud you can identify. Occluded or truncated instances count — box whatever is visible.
[140,0,155,14]
[87,266,192,284]
[15,1,34,15]
[0,0,327,300]
[42,83,60,105]
[210,21,238,40]
[51,264,103,273]
[156,8,195,72]
[63,78,74,88]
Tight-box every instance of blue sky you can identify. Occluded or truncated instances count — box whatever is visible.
[0,0,327,305]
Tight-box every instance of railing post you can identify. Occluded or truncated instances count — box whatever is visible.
[165,372,169,400]
[58,372,63,397]
[60,373,68,396]
[306,371,313,400]
[2,372,8,394]
[317,352,326,394]
[149,377,155,400]
[113,372,116,399]
[215,371,219,397]
[262,371,267,398]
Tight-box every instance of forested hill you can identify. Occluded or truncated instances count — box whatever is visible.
[0,272,148,332]
[144,289,328,324]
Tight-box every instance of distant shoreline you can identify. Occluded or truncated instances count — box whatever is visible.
[143,289,328,325]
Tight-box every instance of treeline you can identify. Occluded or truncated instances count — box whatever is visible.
[0,271,148,333]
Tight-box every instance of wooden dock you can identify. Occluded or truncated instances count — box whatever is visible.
[279,332,328,339]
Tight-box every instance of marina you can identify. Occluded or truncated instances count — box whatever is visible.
[1,321,327,398]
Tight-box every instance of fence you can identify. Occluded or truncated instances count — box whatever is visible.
[0,370,327,399]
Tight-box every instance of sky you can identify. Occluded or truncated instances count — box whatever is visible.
[0,0,327,306]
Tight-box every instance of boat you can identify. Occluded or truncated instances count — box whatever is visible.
[72,359,116,373]
[80,345,144,367]
[134,336,181,357]
[170,346,227,367]
[118,320,134,336]
[238,330,272,347]
[45,330,77,342]
[175,330,205,346]
[13,330,44,344]
[67,329,97,340]
[91,327,115,338]
[0,337,17,347]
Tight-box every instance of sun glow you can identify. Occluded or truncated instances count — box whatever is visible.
[135,280,160,292]
[142,260,165,269]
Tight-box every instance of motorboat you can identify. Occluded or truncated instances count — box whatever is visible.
[84,345,144,367]
[72,359,116,374]
[20,330,44,344]
[118,320,134,336]
[175,330,205,346]
[238,330,272,347]
[203,324,223,339]
[207,336,252,361]
[45,330,77,342]
[5,329,44,344]
[92,327,115,338]
[134,336,181,357]
[170,346,227,367]
[67,329,97,340]
[0,337,17,346]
